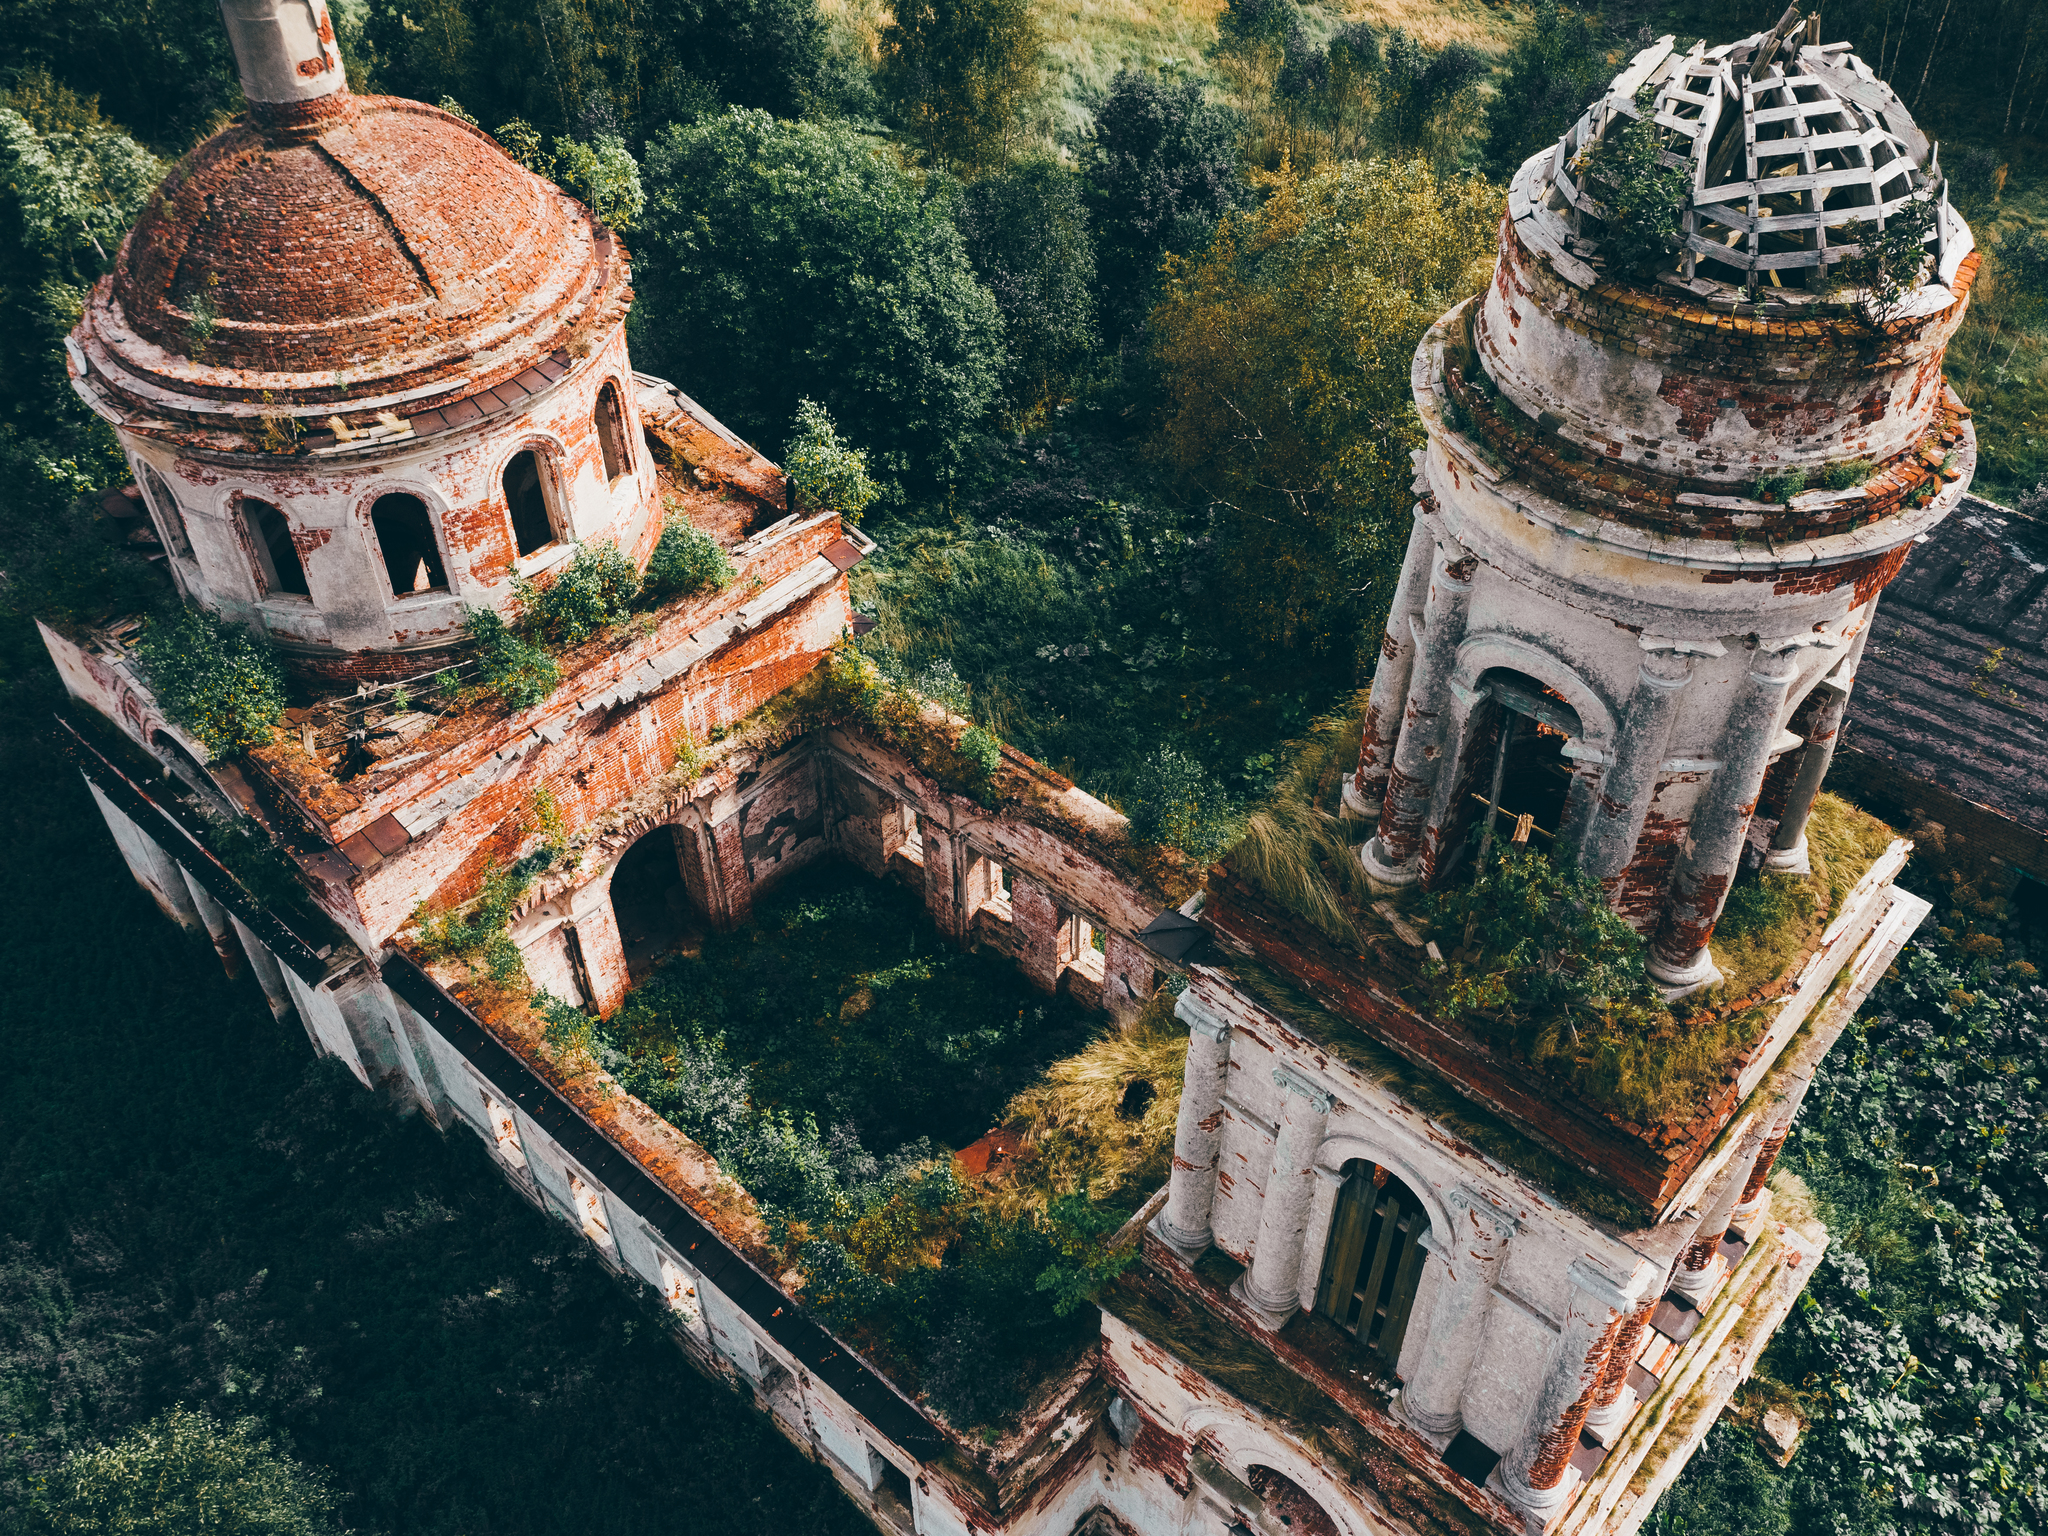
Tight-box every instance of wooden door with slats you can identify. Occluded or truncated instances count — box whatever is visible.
[1314,1161,1429,1373]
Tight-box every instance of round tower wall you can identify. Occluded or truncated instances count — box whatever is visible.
[1474,158,1974,516]
[117,321,659,685]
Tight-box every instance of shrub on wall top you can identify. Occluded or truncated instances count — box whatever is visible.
[640,514,737,605]
[133,604,288,756]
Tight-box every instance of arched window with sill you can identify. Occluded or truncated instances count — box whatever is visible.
[1313,1160,1429,1372]
[504,449,557,556]
[370,492,448,595]
[139,463,192,558]
[595,380,632,484]
[1443,669,1586,884]
[241,497,309,597]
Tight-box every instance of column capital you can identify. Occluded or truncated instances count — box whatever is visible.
[1566,1255,1640,1314]
[1271,1066,1335,1115]
[1177,991,1233,1043]
[1446,1183,1520,1240]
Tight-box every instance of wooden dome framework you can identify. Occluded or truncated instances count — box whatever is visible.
[1536,17,1955,298]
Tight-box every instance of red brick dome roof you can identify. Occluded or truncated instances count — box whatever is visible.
[76,94,625,430]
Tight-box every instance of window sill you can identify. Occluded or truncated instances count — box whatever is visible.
[513,542,576,579]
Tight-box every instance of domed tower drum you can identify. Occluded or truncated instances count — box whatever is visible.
[65,0,655,685]
[1349,22,1978,995]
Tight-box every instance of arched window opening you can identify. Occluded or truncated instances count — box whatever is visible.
[609,824,706,981]
[370,493,449,596]
[1246,1467,1341,1536]
[595,380,631,484]
[140,463,192,558]
[242,497,309,597]
[1459,669,1583,877]
[1314,1160,1429,1372]
[504,450,556,557]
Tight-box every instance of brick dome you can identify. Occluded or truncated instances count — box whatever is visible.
[75,92,625,435]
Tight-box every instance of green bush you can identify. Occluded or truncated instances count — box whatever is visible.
[1823,458,1875,490]
[640,514,737,605]
[513,541,639,647]
[1586,88,1689,275]
[784,399,881,519]
[1751,466,1809,504]
[957,724,1002,781]
[1122,746,1237,860]
[134,605,288,756]
[552,134,645,230]
[28,1406,341,1536]
[462,607,559,710]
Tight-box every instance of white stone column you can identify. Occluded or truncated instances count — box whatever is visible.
[1728,1095,1797,1234]
[1766,627,1866,873]
[85,777,203,931]
[1154,991,1233,1261]
[1499,1259,1635,1520]
[1235,1067,1333,1331]
[179,866,247,979]
[1363,539,1480,888]
[1398,1185,1515,1439]
[1348,505,1439,819]
[1578,641,1715,882]
[1649,641,1809,994]
[1670,1122,1766,1303]
[227,912,296,1021]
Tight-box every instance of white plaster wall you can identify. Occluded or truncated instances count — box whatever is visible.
[119,323,657,660]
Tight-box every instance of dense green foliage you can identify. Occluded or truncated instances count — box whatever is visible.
[461,607,561,710]
[637,111,1003,497]
[879,0,1042,174]
[955,161,1099,421]
[641,513,740,602]
[1584,87,1690,275]
[596,867,1131,1426]
[1084,68,1242,341]
[133,605,288,757]
[512,541,640,648]
[783,400,883,519]
[28,1408,341,1536]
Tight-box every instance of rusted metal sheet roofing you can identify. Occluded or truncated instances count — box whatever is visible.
[1845,494,2048,836]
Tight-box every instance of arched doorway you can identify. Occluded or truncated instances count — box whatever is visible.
[1454,668,1583,880]
[1246,1465,1341,1536]
[608,825,704,980]
[1313,1160,1429,1373]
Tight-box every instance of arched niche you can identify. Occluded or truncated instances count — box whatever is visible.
[1179,1408,1384,1536]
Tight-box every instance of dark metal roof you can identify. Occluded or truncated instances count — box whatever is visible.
[1845,493,2048,836]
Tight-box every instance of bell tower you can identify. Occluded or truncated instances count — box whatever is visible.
[1347,26,1977,993]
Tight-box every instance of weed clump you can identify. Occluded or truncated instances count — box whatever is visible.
[462,607,560,710]
[1122,746,1238,861]
[640,514,736,605]
[133,604,287,756]
[514,541,639,647]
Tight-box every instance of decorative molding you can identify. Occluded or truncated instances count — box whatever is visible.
[1271,1066,1335,1115]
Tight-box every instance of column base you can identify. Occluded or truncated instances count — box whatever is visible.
[1727,1189,1773,1244]
[1762,833,1810,875]
[1498,1459,1577,1527]
[1229,1273,1300,1334]
[1360,834,1419,893]
[1340,779,1382,825]
[1149,1212,1211,1265]
[1580,1391,1638,1447]
[1648,945,1723,1001]
[1668,1250,1728,1304]
[1396,1394,1462,1441]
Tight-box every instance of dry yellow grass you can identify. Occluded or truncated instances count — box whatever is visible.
[984,990,1187,1217]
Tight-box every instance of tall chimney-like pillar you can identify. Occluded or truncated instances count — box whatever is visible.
[219,0,348,107]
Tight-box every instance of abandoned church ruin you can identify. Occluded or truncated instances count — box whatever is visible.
[44,7,1975,1536]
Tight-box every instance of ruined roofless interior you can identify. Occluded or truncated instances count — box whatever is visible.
[42,5,1973,1536]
